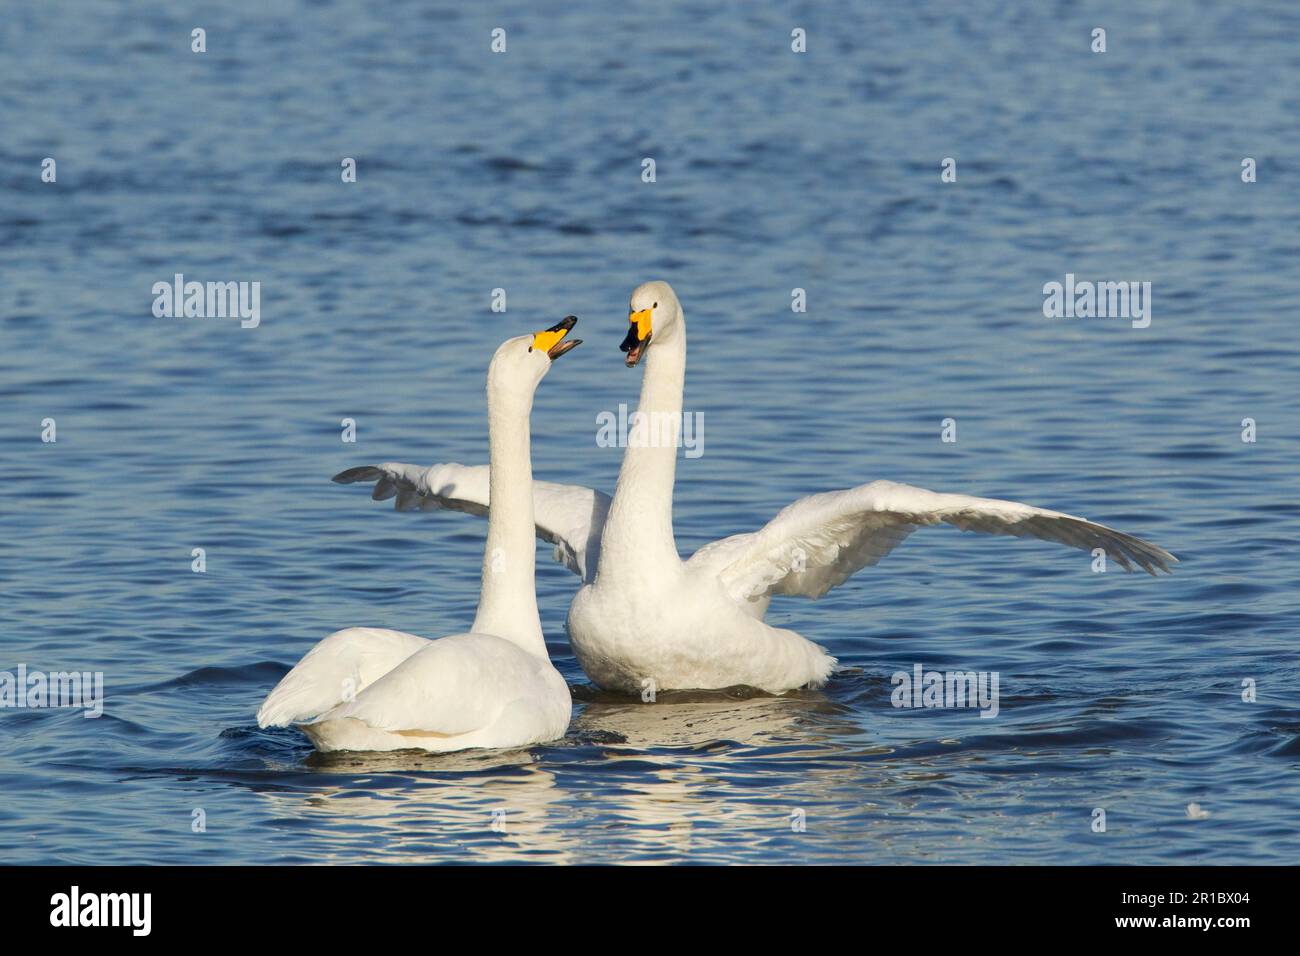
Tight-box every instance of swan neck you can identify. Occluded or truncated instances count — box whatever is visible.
[598,323,685,583]
[472,386,546,657]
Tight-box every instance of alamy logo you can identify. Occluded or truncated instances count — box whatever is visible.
[596,403,704,459]
[152,273,261,328]
[0,664,103,718]
[890,663,1000,718]
[1042,273,1151,328]
[50,886,151,936]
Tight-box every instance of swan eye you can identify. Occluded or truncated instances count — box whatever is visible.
[653,302,658,309]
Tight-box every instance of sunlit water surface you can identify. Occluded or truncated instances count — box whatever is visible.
[2,0,1298,864]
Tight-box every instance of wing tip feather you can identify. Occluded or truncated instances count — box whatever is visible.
[333,465,382,484]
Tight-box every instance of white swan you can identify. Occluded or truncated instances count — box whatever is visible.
[335,281,1175,695]
[257,318,582,751]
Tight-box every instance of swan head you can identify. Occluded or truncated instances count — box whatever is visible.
[620,280,680,367]
[489,316,582,394]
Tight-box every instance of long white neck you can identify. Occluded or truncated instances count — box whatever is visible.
[471,382,547,657]
[596,320,686,587]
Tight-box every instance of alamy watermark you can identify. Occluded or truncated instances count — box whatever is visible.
[50,886,150,936]
[0,664,103,718]
[890,663,999,718]
[1043,273,1151,328]
[596,403,704,458]
[152,273,260,328]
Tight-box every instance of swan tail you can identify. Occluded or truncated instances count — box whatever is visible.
[256,627,429,729]
[808,649,837,689]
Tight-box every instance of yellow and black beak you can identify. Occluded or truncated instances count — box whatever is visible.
[531,315,582,360]
[620,308,653,367]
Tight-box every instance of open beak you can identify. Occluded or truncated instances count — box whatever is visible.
[620,308,653,367]
[531,315,582,360]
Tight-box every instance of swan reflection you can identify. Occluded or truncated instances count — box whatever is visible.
[248,682,896,863]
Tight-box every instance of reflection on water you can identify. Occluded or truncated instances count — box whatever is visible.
[570,691,849,861]
[242,689,909,864]
[572,685,833,746]
[254,757,577,864]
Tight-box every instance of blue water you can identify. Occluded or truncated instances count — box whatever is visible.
[3,0,1299,864]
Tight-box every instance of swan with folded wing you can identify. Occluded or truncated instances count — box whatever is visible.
[258,318,582,751]
[336,282,1175,695]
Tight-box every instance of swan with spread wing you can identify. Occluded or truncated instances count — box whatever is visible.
[335,282,1175,694]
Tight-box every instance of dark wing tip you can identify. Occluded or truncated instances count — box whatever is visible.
[333,465,383,484]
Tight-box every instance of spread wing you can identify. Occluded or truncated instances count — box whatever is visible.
[334,462,610,582]
[689,479,1176,605]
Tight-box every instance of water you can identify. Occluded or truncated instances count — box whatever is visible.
[2,0,1299,864]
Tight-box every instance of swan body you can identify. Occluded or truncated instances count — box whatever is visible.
[258,319,581,751]
[277,630,570,753]
[566,565,832,694]
[335,282,1175,695]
